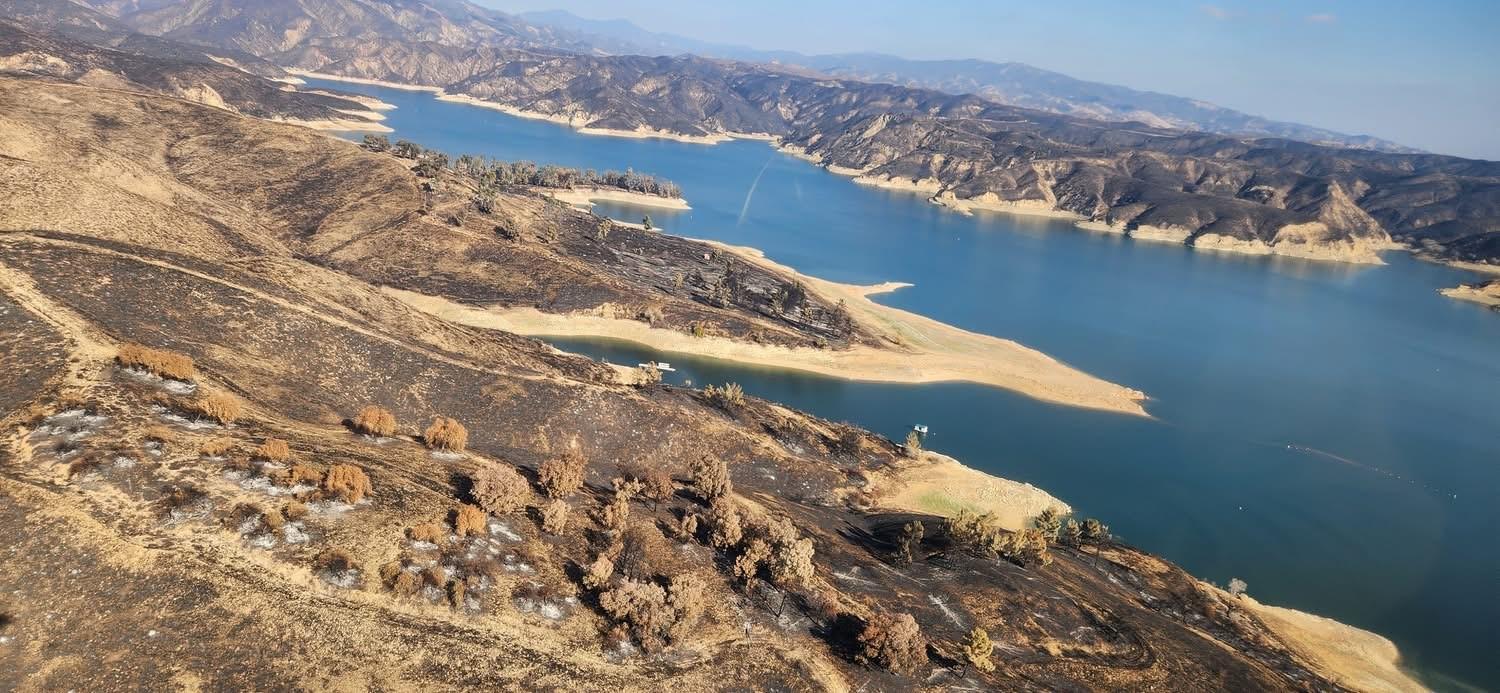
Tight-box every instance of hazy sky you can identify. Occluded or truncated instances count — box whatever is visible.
[482,0,1500,159]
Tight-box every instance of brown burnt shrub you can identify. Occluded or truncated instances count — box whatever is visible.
[539,499,570,534]
[322,464,372,503]
[453,504,487,537]
[254,438,291,462]
[116,343,195,381]
[283,500,308,521]
[858,612,927,676]
[408,522,448,545]
[423,416,468,452]
[287,464,322,486]
[199,437,235,456]
[194,391,242,424]
[353,405,397,437]
[471,463,533,514]
[538,449,587,498]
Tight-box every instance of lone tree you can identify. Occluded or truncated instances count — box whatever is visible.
[858,612,927,676]
[1060,519,1083,546]
[690,456,732,502]
[961,626,995,675]
[642,215,654,231]
[895,520,924,565]
[539,449,588,498]
[471,463,532,514]
[423,417,468,452]
[903,430,923,457]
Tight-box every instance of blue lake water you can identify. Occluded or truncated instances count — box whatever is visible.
[314,79,1500,689]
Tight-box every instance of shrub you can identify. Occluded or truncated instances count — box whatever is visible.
[454,504,487,537]
[1081,518,1110,543]
[616,524,669,581]
[1061,519,1083,546]
[194,391,242,424]
[599,491,631,533]
[471,463,532,514]
[1033,508,1062,542]
[962,626,995,674]
[283,500,308,521]
[199,437,235,456]
[260,507,286,531]
[690,456,731,502]
[707,498,743,550]
[448,579,467,608]
[287,464,322,486]
[1228,577,1248,596]
[858,612,926,676]
[322,463,372,503]
[896,520,924,565]
[408,522,448,545]
[392,570,422,597]
[997,528,1052,567]
[765,517,815,588]
[144,426,177,445]
[538,449,587,498]
[540,499,570,534]
[361,134,390,151]
[423,417,468,452]
[353,405,397,437]
[670,512,700,541]
[945,508,1000,552]
[116,343,195,380]
[583,554,615,591]
[734,538,770,584]
[255,438,291,462]
[599,579,671,652]
[702,382,745,409]
[641,468,674,508]
[664,572,709,642]
[422,566,447,588]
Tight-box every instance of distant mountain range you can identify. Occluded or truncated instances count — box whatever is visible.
[519,9,1420,154]
[13,0,1496,266]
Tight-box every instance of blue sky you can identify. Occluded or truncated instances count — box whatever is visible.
[484,0,1500,159]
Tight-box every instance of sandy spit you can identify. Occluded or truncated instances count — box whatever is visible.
[866,451,1069,531]
[384,239,1149,417]
[542,187,691,211]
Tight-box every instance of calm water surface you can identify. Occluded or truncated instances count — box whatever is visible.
[315,79,1500,689]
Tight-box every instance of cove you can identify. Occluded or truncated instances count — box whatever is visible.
[309,78,1500,689]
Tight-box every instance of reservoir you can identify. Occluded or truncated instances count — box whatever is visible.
[311,78,1500,689]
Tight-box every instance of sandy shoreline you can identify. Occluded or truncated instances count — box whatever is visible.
[542,186,692,211]
[1232,593,1427,693]
[384,236,1149,416]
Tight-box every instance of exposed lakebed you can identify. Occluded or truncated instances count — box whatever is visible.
[311,78,1500,689]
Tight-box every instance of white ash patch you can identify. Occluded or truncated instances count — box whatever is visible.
[31,409,108,444]
[321,569,362,588]
[283,523,309,544]
[119,367,197,395]
[307,499,353,516]
[153,407,219,430]
[832,566,879,586]
[514,597,566,620]
[429,450,464,462]
[488,520,521,541]
[111,456,137,469]
[166,500,212,525]
[248,533,278,550]
[927,594,966,628]
[501,555,533,573]
[421,585,445,602]
[408,540,440,552]
[142,440,164,457]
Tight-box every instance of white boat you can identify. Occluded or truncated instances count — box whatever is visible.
[638,361,677,372]
[912,424,929,435]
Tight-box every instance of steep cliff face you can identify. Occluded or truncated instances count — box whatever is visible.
[61,0,1500,266]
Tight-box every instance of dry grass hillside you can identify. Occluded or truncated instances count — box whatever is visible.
[0,76,1357,691]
